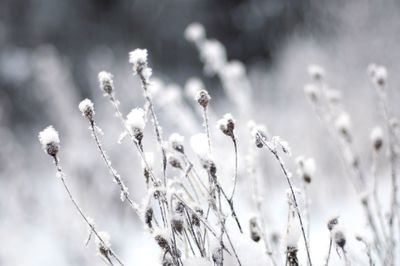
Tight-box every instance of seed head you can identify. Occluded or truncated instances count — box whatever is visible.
[168,153,182,169]
[95,231,111,261]
[307,64,325,81]
[370,126,384,151]
[98,71,114,95]
[217,113,235,137]
[169,133,185,153]
[327,216,339,231]
[78,98,95,120]
[195,89,210,108]
[335,112,351,137]
[38,126,60,156]
[126,108,146,142]
[184,22,206,43]
[129,48,148,75]
[303,83,319,102]
[249,217,261,242]
[296,156,316,184]
[333,228,346,249]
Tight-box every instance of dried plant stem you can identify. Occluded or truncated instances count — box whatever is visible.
[202,107,212,153]
[375,87,398,265]
[88,120,141,216]
[229,135,238,200]
[52,156,125,266]
[138,73,168,186]
[324,237,333,266]
[257,133,313,266]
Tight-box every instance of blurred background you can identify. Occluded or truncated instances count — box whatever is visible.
[1,0,400,265]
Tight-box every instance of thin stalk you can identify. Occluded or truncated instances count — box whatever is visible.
[52,156,125,266]
[88,120,141,216]
[324,238,332,266]
[257,133,312,266]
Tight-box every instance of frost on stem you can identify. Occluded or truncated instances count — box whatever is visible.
[95,231,112,263]
[217,113,235,137]
[296,156,316,184]
[307,64,325,81]
[126,108,146,143]
[370,126,384,151]
[169,133,185,154]
[79,98,95,121]
[141,152,154,185]
[38,125,60,156]
[98,71,114,95]
[190,133,210,159]
[184,22,206,44]
[195,89,210,109]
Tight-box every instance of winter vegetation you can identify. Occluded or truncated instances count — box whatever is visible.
[34,22,400,266]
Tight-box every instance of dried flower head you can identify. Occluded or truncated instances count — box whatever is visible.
[126,108,146,141]
[195,89,211,108]
[78,98,95,120]
[335,112,351,137]
[169,133,185,153]
[303,83,319,102]
[38,126,60,156]
[167,153,182,169]
[153,229,170,250]
[296,156,316,183]
[184,22,206,43]
[333,228,346,249]
[308,64,325,81]
[249,217,261,242]
[98,71,114,95]
[129,48,148,74]
[368,64,387,86]
[217,113,235,137]
[95,231,112,261]
[370,126,384,151]
[327,216,339,231]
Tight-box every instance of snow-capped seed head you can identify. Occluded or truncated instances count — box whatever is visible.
[168,153,182,169]
[184,22,206,43]
[190,133,210,159]
[129,49,148,74]
[171,215,184,234]
[335,112,351,136]
[296,156,316,183]
[195,89,210,108]
[95,231,111,260]
[98,71,114,95]
[367,64,378,78]
[251,125,268,148]
[189,206,204,227]
[78,98,95,120]
[373,65,388,86]
[249,217,261,242]
[200,39,227,75]
[327,216,339,231]
[153,229,170,250]
[308,64,325,81]
[333,228,346,248]
[202,158,217,176]
[38,126,60,156]
[370,126,384,151]
[221,60,246,80]
[217,113,235,137]
[303,83,319,102]
[126,108,146,141]
[169,133,185,153]
[212,248,223,265]
[144,207,154,229]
